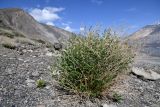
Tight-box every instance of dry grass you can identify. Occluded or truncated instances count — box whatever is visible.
[0,36,17,49]
[0,36,37,49]
[15,37,36,45]
[0,28,25,38]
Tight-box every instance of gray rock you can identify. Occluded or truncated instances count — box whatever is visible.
[22,49,27,53]
[26,78,35,87]
[27,50,33,53]
[53,43,62,50]
[32,71,40,77]
[131,67,160,80]
[45,86,51,90]
[5,68,14,75]
[46,52,53,56]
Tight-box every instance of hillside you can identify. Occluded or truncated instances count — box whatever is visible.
[0,8,72,44]
[127,24,160,57]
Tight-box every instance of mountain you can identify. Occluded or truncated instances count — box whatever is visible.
[127,24,160,57]
[0,8,72,44]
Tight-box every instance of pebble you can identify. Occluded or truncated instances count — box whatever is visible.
[32,71,40,77]
[26,78,35,87]
[27,50,33,52]
[37,105,45,107]
[102,104,117,107]
[5,68,14,74]
[46,52,53,56]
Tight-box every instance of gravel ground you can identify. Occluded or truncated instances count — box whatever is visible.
[0,45,160,107]
[0,45,56,107]
[0,45,107,107]
[110,55,160,107]
[110,74,160,107]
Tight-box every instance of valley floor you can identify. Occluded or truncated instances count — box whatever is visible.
[135,54,160,66]
[0,45,160,107]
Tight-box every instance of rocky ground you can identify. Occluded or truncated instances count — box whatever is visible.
[111,55,160,107]
[0,44,56,107]
[0,44,160,107]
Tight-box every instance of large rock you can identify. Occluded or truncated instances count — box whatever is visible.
[53,43,62,50]
[131,67,160,80]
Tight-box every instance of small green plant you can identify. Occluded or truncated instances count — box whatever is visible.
[2,43,16,49]
[112,92,123,103]
[54,28,134,97]
[36,79,46,88]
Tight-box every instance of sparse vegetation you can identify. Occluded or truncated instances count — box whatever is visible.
[2,43,16,49]
[0,32,14,38]
[0,36,36,49]
[36,79,46,88]
[112,92,123,103]
[15,37,35,45]
[54,28,134,97]
[32,39,46,44]
[0,28,25,38]
[14,31,25,38]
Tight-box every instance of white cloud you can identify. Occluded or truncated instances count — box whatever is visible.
[64,25,74,32]
[80,27,85,31]
[29,7,65,23]
[61,21,75,32]
[62,23,69,26]
[91,0,103,5]
[46,22,55,26]
[62,22,72,26]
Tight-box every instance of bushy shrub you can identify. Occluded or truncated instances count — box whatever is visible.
[55,29,133,97]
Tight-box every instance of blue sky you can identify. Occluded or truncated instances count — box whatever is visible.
[0,0,160,34]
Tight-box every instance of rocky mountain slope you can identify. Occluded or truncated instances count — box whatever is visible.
[0,8,72,44]
[127,24,160,57]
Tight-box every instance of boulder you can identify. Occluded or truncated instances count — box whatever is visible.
[53,43,62,50]
[131,67,160,80]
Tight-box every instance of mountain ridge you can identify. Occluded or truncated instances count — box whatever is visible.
[0,8,72,44]
[127,24,160,57]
